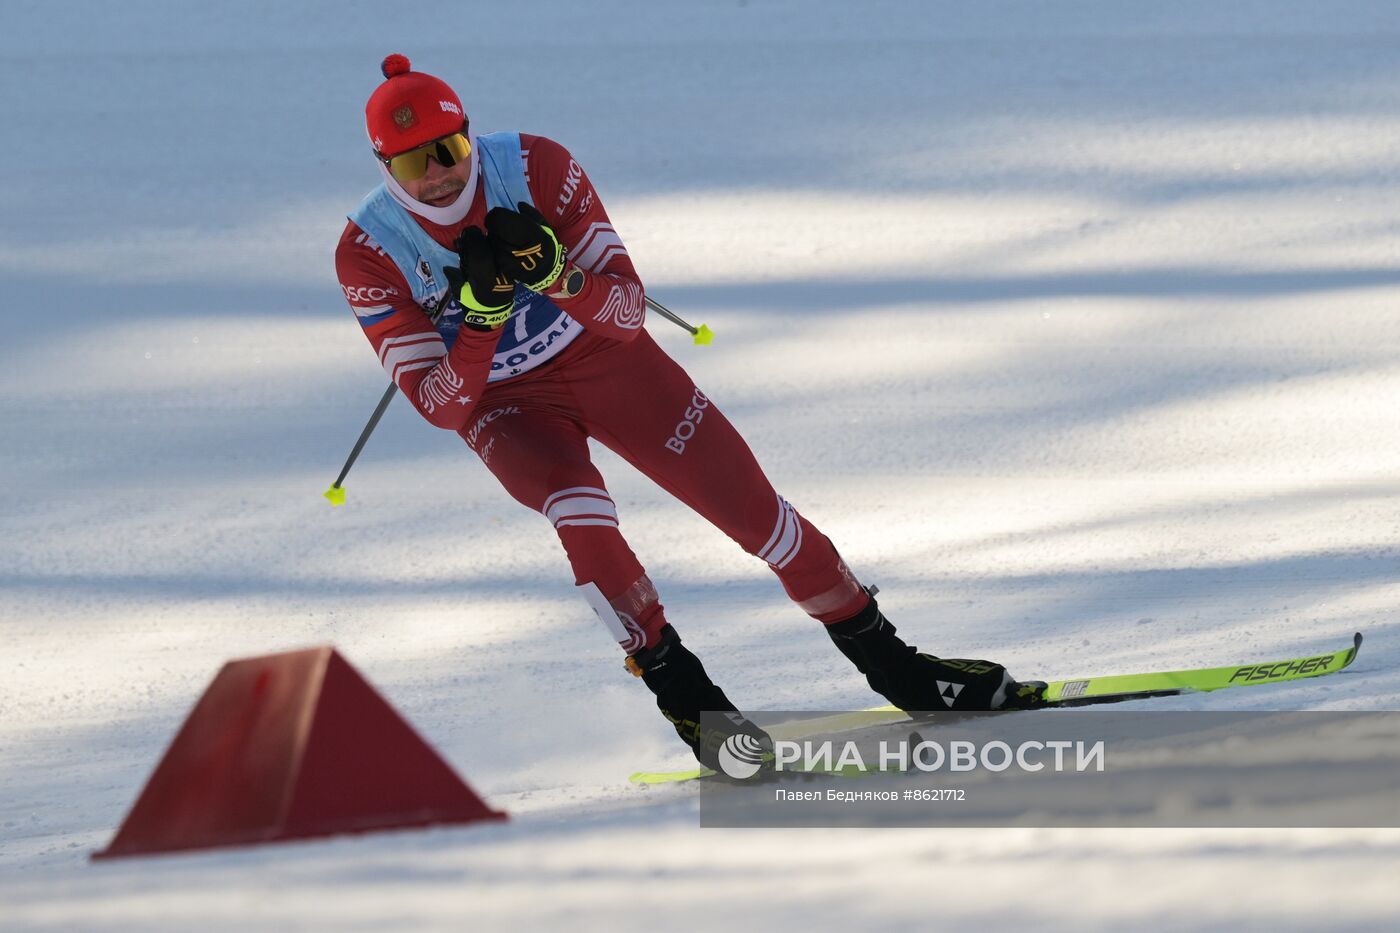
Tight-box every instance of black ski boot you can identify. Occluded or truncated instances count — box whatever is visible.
[827,589,1045,712]
[627,624,773,776]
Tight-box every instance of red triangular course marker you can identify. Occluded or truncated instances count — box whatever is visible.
[93,646,505,859]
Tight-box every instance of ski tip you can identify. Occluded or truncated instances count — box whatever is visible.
[1338,631,1364,669]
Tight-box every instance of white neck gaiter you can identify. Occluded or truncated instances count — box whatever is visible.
[377,128,480,226]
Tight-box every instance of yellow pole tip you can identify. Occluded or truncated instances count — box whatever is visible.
[693,323,715,346]
[324,486,347,506]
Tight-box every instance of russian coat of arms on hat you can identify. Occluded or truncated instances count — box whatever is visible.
[393,105,416,129]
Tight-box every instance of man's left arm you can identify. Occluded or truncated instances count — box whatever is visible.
[521,135,647,341]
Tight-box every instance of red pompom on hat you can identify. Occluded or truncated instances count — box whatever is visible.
[365,54,466,157]
[381,54,411,78]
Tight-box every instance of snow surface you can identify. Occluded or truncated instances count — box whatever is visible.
[3,1,1400,929]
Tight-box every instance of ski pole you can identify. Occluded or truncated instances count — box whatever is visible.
[323,382,397,505]
[325,294,711,505]
[646,295,713,346]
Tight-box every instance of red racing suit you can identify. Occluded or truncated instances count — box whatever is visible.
[335,133,868,651]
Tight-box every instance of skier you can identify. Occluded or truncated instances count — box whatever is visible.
[336,55,1041,771]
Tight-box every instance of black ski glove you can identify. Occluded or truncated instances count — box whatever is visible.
[485,202,567,292]
[449,226,515,330]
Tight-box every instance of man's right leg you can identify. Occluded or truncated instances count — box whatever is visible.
[459,397,660,643]
[460,397,770,770]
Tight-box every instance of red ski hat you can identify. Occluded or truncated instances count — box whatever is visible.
[365,54,466,157]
